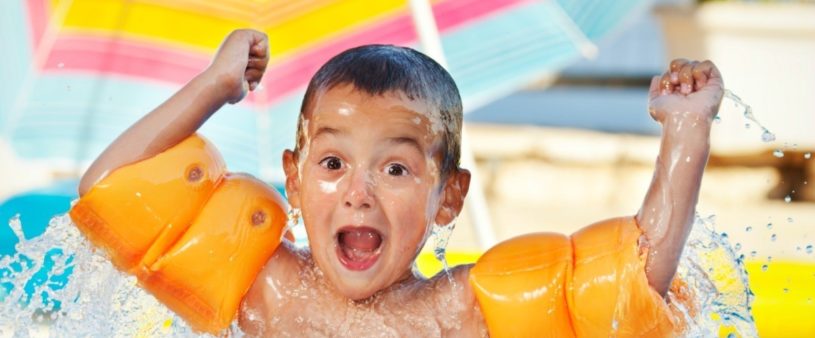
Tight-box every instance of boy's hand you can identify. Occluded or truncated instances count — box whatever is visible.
[206,29,270,104]
[648,59,724,126]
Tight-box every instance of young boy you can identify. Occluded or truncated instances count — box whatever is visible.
[72,29,722,336]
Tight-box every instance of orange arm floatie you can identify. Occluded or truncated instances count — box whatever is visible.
[469,217,688,337]
[70,134,287,333]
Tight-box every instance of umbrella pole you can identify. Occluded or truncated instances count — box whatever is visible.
[408,0,497,250]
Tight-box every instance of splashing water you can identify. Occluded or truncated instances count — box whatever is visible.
[430,222,456,282]
[280,208,301,243]
[672,214,757,337]
[0,213,243,337]
[723,89,776,143]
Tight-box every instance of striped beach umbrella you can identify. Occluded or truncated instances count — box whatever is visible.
[0,0,646,180]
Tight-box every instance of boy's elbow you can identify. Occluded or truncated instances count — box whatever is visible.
[77,173,95,197]
[78,164,108,197]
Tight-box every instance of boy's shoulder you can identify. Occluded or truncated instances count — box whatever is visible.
[423,264,488,336]
[238,242,317,334]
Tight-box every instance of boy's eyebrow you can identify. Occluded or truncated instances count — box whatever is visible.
[313,126,342,140]
[387,136,423,154]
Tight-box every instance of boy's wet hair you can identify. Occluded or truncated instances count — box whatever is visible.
[298,44,463,176]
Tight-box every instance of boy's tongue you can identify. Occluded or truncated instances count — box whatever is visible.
[338,227,382,259]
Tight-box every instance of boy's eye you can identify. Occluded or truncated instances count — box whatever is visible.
[319,156,343,170]
[386,163,409,176]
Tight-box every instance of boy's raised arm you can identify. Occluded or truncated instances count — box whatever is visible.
[78,29,269,196]
[636,59,724,296]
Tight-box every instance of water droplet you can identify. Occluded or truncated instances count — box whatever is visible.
[784,195,792,203]
[735,243,742,251]
[783,288,789,293]
[787,217,794,223]
[431,221,457,282]
[744,123,751,129]
[721,232,729,239]
[714,115,722,123]
[727,333,736,338]
[761,130,776,143]
[766,222,773,230]
[805,152,812,160]
[745,226,752,232]
[771,234,777,242]
[773,149,785,158]
[806,245,813,254]
[750,250,757,257]
[761,264,768,272]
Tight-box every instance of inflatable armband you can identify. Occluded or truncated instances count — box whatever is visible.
[70,134,287,332]
[469,217,687,337]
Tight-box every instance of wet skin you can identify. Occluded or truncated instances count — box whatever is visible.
[76,29,723,335]
[239,84,484,336]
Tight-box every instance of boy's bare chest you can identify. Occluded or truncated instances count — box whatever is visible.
[240,264,486,337]
[257,297,459,337]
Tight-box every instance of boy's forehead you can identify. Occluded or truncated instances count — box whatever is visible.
[305,84,443,142]
[308,84,431,117]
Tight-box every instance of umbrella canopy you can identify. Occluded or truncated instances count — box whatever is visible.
[0,0,646,180]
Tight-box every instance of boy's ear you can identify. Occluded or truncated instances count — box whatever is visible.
[434,168,471,226]
[282,149,301,209]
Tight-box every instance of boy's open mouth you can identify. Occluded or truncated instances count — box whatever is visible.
[335,226,383,271]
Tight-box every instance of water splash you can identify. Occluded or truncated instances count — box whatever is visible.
[280,208,301,243]
[674,214,757,337]
[430,222,456,282]
[0,213,242,337]
[724,89,776,143]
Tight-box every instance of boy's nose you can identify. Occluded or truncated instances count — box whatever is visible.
[343,169,375,209]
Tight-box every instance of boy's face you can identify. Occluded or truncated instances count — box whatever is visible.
[283,84,469,300]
